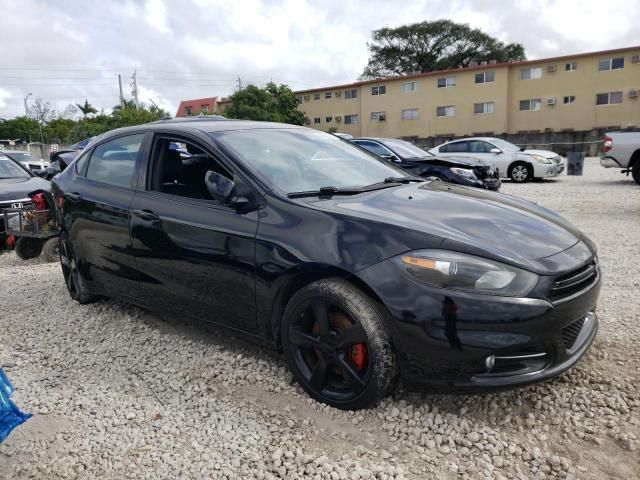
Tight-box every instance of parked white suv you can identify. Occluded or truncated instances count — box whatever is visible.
[601,132,640,185]
[430,137,564,183]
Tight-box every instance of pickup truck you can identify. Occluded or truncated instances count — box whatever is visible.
[601,132,640,185]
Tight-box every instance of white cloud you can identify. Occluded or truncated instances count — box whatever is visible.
[0,0,636,119]
[0,88,11,110]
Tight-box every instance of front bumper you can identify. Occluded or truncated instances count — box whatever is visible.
[533,161,564,178]
[356,254,601,390]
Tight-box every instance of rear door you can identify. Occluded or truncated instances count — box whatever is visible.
[129,132,259,332]
[61,132,149,298]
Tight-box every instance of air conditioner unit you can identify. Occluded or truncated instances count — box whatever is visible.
[335,116,342,122]
[632,55,640,63]
[630,89,639,98]
[547,64,556,73]
[335,91,342,97]
[546,98,556,105]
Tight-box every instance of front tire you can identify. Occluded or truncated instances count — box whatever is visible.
[509,162,532,183]
[282,278,397,410]
[41,237,60,263]
[59,233,99,304]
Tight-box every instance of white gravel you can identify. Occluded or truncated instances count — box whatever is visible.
[1,158,639,479]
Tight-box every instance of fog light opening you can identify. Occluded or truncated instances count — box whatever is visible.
[485,355,495,370]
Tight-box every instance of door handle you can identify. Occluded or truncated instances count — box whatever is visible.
[65,192,81,201]
[132,209,160,221]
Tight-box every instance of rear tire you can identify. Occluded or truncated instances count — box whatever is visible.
[41,237,60,263]
[59,233,99,304]
[282,278,397,410]
[14,237,43,260]
[509,162,532,183]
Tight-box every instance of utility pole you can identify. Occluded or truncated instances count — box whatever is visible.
[118,74,124,108]
[23,92,32,116]
[236,75,243,91]
[131,70,139,108]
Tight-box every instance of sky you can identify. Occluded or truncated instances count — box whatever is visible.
[0,0,638,118]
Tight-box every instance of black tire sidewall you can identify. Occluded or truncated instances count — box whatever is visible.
[14,237,43,260]
[632,162,640,185]
[60,232,98,304]
[41,237,60,263]
[282,278,396,410]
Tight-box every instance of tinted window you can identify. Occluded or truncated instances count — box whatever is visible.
[0,155,30,179]
[468,141,493,153]
[440,141,469,153]
[85,134,144,188]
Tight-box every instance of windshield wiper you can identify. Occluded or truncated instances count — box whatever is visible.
[288,186,366,198]
[383,176,424,184]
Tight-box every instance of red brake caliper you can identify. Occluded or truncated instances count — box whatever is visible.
[350,343,368,370]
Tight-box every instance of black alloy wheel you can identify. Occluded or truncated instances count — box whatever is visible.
[59,234,97,304]
[282,279,396,410]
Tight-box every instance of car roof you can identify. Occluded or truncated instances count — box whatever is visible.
[100,118,308,140]
[441,137,500,144]
[1,150,33,154]
[352,137,399,143]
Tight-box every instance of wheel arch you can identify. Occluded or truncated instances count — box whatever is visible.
[269,263,387,352]
[508,160,535,179]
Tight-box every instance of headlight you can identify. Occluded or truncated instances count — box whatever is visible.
[396,249,538,296]
[449,167,477,179]
[530,154,552,164]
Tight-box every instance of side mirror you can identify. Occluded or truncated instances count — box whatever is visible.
[205,170,251,207]
[490,148,502,154]
[381,153,401,163]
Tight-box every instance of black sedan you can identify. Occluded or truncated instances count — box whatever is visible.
[51,119,600,410]
[351,137,500,190]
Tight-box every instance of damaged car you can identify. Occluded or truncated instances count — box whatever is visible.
[351,137,500,190]
[51,119,600,410]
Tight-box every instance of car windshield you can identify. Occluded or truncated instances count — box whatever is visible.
[0,155,30,179]
[6,152,34,162]
[211,128,411,194]
[383,139,432,159]
[489,138,521,152]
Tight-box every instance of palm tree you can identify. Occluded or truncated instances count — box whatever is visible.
[112,99,136,111]
[76,99,98,118]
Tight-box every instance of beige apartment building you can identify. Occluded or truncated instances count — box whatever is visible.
[294,46,640,141]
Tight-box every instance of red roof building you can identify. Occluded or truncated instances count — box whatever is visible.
[175,96,218,117]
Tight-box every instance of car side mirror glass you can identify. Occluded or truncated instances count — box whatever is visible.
[205,170,235,203]
[381,153,400,163]
[490,148,502,154]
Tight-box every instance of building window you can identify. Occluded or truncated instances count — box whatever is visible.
[200,105,209,113]
[599,57,625,71]
[519,99,542,111]
[324,92,332,99]
[473,102,495,114]
[520,67,543,80]
[313,117,321,124]
[401,81,417,93]
[436,105,455,117]
[325,116,332,123]
[563,96,576,104]
[437,77,456,88]
[565,62,577,71]
[474,71,495,84]
[371,85,386,95]
[370,111,386,122]
[596,92,623,105]
[344,89,358,99]
[401,108,419,120]
[303,95,310,102]
[313,93,321,100]
[344,114,359,124]
[185,106,193,116]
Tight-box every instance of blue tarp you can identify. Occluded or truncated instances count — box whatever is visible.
[0,369,32,443]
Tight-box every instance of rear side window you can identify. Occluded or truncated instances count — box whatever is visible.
[354,140,393,157]
[85,134,144,188]
[440,141,469,153]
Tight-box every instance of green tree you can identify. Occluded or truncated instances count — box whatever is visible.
[0,116,40,142]
[361,19,526,78]
[224,82,304,125]
[76,99,98,118]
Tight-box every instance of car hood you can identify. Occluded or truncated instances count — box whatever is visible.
[0,176,51,202]
[523,149,560,159]
[309,182,582,270]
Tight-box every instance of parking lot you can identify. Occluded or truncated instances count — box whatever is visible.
[0,158,638,479]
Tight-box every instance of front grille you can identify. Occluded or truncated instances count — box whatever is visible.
[561,318,585,349]
[550,260,598,300]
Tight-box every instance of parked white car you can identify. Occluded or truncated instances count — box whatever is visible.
[430,137,564,183]
[601,132,640,185]
[1,150,49,172]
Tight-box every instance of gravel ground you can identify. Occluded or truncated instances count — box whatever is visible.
[1,158,639,479]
